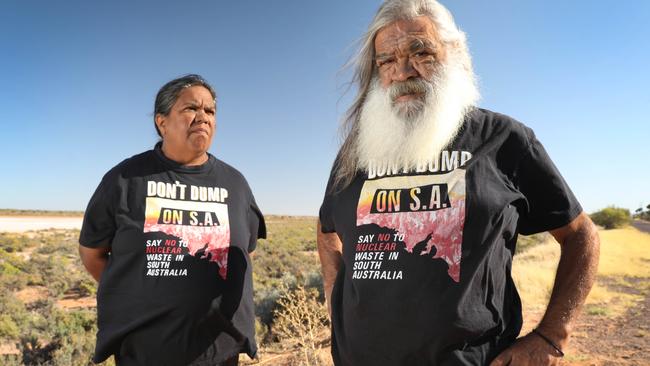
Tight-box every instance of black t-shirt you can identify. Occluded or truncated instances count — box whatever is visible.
[319,108,582,366]
[80,145,266,366]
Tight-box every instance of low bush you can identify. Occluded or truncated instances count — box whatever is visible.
[273,285,329,365]
[590,206,631,229]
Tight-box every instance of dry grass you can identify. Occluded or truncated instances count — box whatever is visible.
[271,286,330,366]
[596,227,650,278]
[513,226,650,318]
[512,239,561,311]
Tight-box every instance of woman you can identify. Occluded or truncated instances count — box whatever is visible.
[79,74,266,366]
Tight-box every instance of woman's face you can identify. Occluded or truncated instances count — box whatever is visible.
[155,86,216,157]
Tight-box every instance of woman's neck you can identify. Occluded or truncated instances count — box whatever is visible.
[160,144,208,166]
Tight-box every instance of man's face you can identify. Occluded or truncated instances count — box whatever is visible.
[155,86,216,156]
[374,16,446,118]
[354,14,478,176]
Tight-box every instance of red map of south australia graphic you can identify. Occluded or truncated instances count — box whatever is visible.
[356,169,466,282]
[143,197,231,279]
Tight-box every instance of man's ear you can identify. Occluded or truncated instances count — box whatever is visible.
[155,114,166,136]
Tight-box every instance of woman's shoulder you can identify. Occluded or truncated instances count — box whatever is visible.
[100,150,158,184]
[211,157,247,180]
[211,157,251,188]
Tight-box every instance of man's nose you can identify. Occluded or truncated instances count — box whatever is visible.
[393,57,418,81]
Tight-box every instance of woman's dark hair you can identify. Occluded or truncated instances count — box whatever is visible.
[153,74,217,137]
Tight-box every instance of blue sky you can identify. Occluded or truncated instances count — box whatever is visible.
[1,0,648,215]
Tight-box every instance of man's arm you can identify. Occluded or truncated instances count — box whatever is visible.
[78,245,111,282]
[491,212,600,366]
[317,220,343,318]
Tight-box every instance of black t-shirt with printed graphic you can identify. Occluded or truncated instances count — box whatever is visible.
[80,144,266,366]
[319,108,582,366]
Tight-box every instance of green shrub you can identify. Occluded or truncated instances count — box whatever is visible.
[45,308,98,366]
[15,302,98,366]
[0,234,23,253]
[0,355,21,366]
[0,314,20,339]
[304,269,325,301]
[255,286,283,326]
[77,277,98,297]
[0,292,28,341]
[590,206,631,229]
[255,317,269,344]
[0,249,30,290]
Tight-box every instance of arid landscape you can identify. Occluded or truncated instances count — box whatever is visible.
[0,212,648,365]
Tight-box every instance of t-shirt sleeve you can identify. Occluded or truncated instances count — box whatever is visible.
[514,130,583,235]
[79,173,119,248]
[319,161,339,234]
[247,196,266,253]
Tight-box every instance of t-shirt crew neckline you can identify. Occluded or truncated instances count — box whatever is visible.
[154,142,216,175]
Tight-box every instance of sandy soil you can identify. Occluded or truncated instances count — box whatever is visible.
[0,216,83,232]
[562,277,650,366]
[14,286,49,304]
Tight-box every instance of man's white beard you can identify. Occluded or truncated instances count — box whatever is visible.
[356,62,479,176]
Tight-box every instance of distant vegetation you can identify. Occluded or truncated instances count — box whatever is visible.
[0,209,84,217]
[590,206,632,229]
[634,204,650,221]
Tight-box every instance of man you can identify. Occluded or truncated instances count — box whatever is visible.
[317,1,599,365]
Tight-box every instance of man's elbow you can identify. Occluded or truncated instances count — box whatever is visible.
[575,215,600,251]
[551,212,599,247]
[563,214,600,266]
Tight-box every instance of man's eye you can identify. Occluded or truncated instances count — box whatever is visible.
[377,59,394,68]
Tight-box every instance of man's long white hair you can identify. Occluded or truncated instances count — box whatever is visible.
[333,0,479,190]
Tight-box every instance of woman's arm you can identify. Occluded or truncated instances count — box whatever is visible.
[78,245,111,282]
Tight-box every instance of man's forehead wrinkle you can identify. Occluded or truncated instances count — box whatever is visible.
[376,35,433,55]
[378,29,428,43]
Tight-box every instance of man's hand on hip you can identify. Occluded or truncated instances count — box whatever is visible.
[490,332,562,366]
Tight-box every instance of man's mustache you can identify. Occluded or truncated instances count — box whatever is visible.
[389,79,430,100]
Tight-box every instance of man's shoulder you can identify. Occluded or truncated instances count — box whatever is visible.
[464,107,536,147]
[467,108,530,131]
